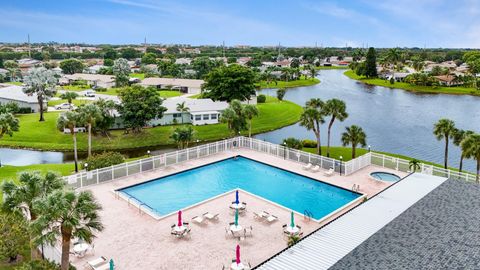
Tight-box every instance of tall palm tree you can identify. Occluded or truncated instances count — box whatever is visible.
[57,111,83,172]
[300,107,324,155]
[433,119,456,169]
[460,133,480,183]
[1,171,64,259]
[59,92,79,105]
[220,107,236,136]
[453,129,474,172]
[23,67,58,122]
[309,66,316,79]
[220,100,247,136]
[243,104,259,137]
[78,104,103,157]
[324,99,348,158]
[32,190,104,270]
[176,101,190,124]
[386,48,401,68]
[409,159,421,172]
[341,125,367,159]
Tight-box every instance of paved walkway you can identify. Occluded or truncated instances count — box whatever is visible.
[257,173,447,270]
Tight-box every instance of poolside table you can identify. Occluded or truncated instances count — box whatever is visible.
[230,224,243,232]
[173,225,187,233]
[230,203,246,209]
[231,262,247,270]
[284,225,300,235]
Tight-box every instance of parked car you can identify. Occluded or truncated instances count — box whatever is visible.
[55,103,76,110]
[84,90,96,97]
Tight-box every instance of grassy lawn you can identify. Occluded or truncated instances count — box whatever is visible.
[188,93,202,99]
[130,73,145,80]
[48,99,93,107]
[344,70,480,96]
[0,96,302,151]
[59,84,91,91]
[158,90,183,98]
[257,76,320,89]
[315,66,348,70]
[5,81,23,86]
[302,146,368,162]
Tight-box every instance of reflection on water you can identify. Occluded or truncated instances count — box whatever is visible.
[256,69,480,172]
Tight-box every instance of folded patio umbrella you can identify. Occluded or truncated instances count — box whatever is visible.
[109,259,114,270]
[235,190,239,204]
[290,211,295,228]
[234,208,239,226]
[178,210,182,227]
[236,244,241,265]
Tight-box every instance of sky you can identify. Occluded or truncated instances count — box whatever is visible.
[0,0,479,48]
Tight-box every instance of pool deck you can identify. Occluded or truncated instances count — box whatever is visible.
[71,149,406,269]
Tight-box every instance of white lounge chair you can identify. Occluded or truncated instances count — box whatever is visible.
[302,163,312,170]
[323,167,334,176]
[266,214,278,223]
[87,256,106,269]
[203,212,219,220]
[94,262,113,270]
[192,215,205,224]
[310,165,320,172]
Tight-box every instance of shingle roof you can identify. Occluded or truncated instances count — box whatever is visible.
[330,179,480,270]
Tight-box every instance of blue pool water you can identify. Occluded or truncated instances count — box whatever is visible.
[119,157,361,220]
[370,172,401,182]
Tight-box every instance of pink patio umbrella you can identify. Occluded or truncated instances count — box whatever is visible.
[177,210,182,227]
[236,244,241,265]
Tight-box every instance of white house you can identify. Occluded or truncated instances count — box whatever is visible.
[150,97,229,126]
[0,84,46,112]
[84,65,106,74]
[140,78,204,94]
[62,73,116,88]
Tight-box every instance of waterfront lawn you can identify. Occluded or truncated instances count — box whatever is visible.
[0,96,301,151]
[257,76,320,89]
[302,146,368,162]
[344,70,480,96]
[48,98,93,107]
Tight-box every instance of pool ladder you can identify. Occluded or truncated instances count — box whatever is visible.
[304,210,313,221]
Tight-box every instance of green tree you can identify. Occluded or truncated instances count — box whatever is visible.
[290,58,300,68]
[32,190,104,270]
[385,48,401,67]
[324,99,348,158]
[141,52,157,65]
[433,119,456,169]
[4,60,19,81]
[59,58,84,74]
[277,88,286,101]
[78,104,103,157]
[300,98,325,155]
[23,67,58,121]
[117,85,166,133]
[282,137,303,150]
[170,126,195,149]
[120,47,139,59]
[341,125,367,159]
[1,171,64,260]
[112,58,131,87]
[192,56,219,79]
[243,104,259,137]
[0,212,29,263]
[59,91,78,104]
[57,111,83,172]
[453,129,474,172]
[202,64,256,102]
[220,100,247,136]
[93,99,116,137]
[409,159,421,172]
[461,133,480,183]
[175,101,190,124]
[0,112,19,139]
[365,47,377,78]
[102,48,117,60]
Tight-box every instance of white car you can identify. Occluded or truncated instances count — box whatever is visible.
[84,90,96,97]
[55,103,75,110]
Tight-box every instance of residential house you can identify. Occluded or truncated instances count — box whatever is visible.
[434,74,463,86]
[84,65,106,74]
[0,84,46,112]
[140,77,204,94]
[175,58,192,65]
[62,73,116,88]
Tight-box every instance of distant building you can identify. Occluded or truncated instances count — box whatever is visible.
[61,73,116,88]
[434,75,463,86]
[0,84,46,113]
[84,65,106,74]
[140,78,204,94]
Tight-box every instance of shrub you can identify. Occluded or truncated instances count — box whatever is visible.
[0,212,28,264]
[257,94,266,103]
[94,87,107,92]
[277,88,286,101]
[389,77,395,84]
[17,107,33,114]
[82,152,125,171]
[301,139,317,148]
[282,137,303,150]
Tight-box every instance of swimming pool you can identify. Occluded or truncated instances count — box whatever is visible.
[119,156,361,220]
[370,171,401,182]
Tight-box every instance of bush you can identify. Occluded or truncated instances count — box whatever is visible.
[17,107,33,114]
[94,87,107,92]
[277,88,286,101]
[301,139,317,148]
[257,94,266,103]
[15,260,76,270]
[282,137,303,150]
[82,152,125,171]
[0,212,28,264]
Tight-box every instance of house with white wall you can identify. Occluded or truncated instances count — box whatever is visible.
[0,84,46,112]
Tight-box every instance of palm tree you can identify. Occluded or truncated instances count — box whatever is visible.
[78,104,103,157]
[341,125,367,159]
[385,48,401,68]
[23,67,58,122]
[309,66,316,79]
[243,104,259,137]
[460,133,480,183]
[453,129,474,172]
[32,190,104,270]
[0,112,19,139]
[176,101,190,124]
[433,119,456,169]
[300,107,324,155]
[220,100,247,136]
[409,159,421,172]
[324,99,348,158]
[57,111,83,172]
[59,92,79,105]
[170,126,195,149]
[1,171,64,259]
[220,107,236,136]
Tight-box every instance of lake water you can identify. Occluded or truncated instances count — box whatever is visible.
[256,69,480,172]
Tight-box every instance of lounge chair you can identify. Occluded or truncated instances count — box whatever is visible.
[303,163,313,170]
[192,215,205,224]
[266,214,278,223]
[87,256,106,269]
[323,167,334,176]
[203,212,219,220]
[310,165,320,172]
[253,212,262,220]
[93,262,113,270]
